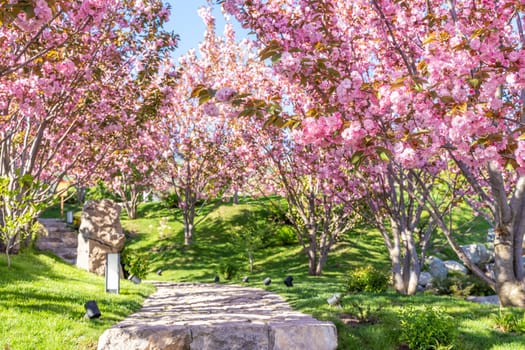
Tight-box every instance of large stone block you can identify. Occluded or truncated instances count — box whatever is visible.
[190,323,269,350]
[97,325,191,350]
[77,199,125,275]
[269,321,338,350]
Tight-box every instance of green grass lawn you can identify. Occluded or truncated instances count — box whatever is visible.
[0,252,154,350]
[2,198,525,349]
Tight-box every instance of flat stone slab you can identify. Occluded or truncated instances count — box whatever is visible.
[97,282,337,350]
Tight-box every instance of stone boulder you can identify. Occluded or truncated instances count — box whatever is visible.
[77,199,125,275]
[460,243,493,266]
[443,260,468,275]
[426,256,448,280]
[466,295,500,305]
[418,272,433,288]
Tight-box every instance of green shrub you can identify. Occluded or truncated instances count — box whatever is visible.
[346,265,389,293]
[274,225,297,246]
[85,181,118,201]
[494,309,525,334]
[122,248,150,279]
[162,192,179,209]
[398,306,458,350]
[218,259,239,280]
[430,272,494,297]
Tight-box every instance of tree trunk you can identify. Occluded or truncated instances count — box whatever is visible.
[385,223,421,295]
[307,226,318,276]
[5,246,11,268]
[184,222,194,245]
[488,163,525,307]
[123,201,137,220]
[248,252,254,272]
[494,227,525,307]
[307,245,316,276]
[316,250,328,276]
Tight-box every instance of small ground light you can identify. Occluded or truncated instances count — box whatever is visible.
[263,277,271,286]
[242,276,249,283]
[84,300,101,319]
[214,275,220,283]
[327,293,342,307]
[284,276,293,287]
[156,269,163,276]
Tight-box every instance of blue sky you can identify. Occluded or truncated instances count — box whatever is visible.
[164,1,249,59]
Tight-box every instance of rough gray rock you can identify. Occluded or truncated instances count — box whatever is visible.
[466,295,500,305]
[270,321,338,350]
[97,282,337,350]
[190,323,269,350]
[443,260,468,275]
[77,199,125,275]
[427,256,448,280]
[419,271,433,288]
[460,243,493,266]
[97,325,190,350]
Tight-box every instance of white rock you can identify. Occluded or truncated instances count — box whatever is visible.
[443,260,468,275]
[270,321,338,350]
[460,243,493,266]
[466,295,500,305]
[419,272,433,287]
[190,323,269,350]
[427,256,448,280]
[97,325,190,350]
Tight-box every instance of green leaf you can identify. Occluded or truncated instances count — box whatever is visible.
[351,151,364,165]
[376,147,391,161]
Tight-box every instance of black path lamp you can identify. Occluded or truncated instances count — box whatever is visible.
[84,300,101,319]
[284,276,293,287]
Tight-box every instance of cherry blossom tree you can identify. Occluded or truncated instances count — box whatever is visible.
[0,0,176,264]
[220,0,525,305]
[262,126,359,276]
[152,8,265,245]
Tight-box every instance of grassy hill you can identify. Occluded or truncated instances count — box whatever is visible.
[1,198,524,349]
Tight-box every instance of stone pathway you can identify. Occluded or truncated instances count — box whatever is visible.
[36,218,78,264]
[97,282,338,350]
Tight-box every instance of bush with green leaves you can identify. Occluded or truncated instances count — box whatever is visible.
[494,309,525,334]
[398,306,458,350]
[122,248,150,279]
[430,272,494,297]
[162,192,179,209]
[274,225,297,246]
[218,259,239,280]
[346,265,389,293]
[85,181,118,201]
